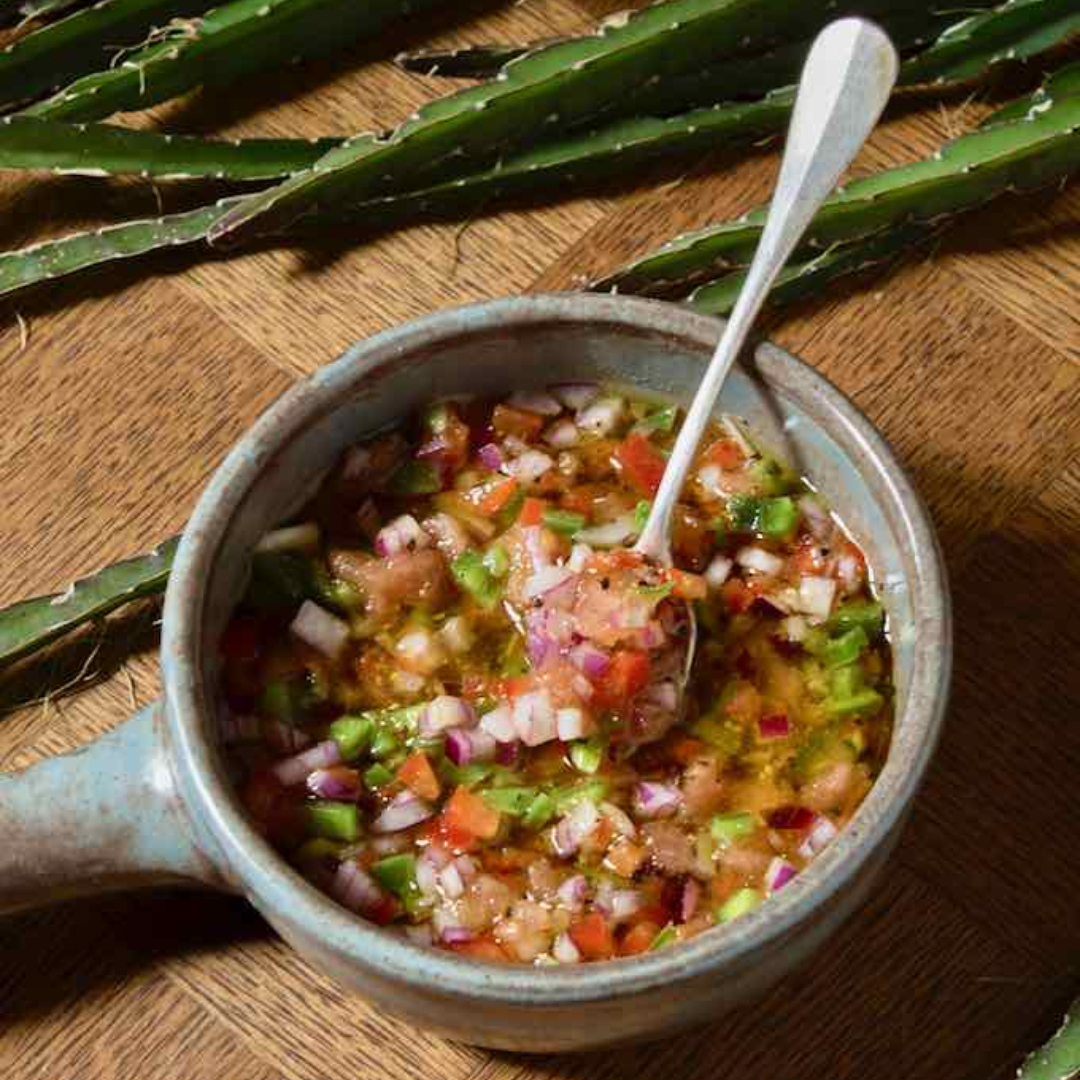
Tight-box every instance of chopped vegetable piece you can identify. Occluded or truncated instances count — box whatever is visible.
[543,507,587,534]
[521,791,555,831]
[306,801,360,843]
[329,716,375,761]
[758,496,799,540]
[568,737,605,775]
[450,550,502,609]
[726,494,763,533]
[569,913,614,960]
[614,433,667,496]
[440,786,502,849]
[824,626,870,668]
[397,751,441,801]
[370,729,402,761]
[710,811,758,847]
[637,405,677,433]
[363,763,394,791]
[371,854,419,901]
[388,460,442,495]
[480,785,538,816]
[715,887,763,923]
[648,924,678,950]
[827,599,886,637]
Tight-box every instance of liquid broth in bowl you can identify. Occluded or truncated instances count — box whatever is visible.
[218,382,893,964]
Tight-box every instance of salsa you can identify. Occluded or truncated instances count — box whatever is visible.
[219,383,893,964]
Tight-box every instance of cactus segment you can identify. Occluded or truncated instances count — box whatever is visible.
[3,0,87,27]
[207,0,957,246]
[1015,996,1080,1080]
[685,221,942,316]
[395,42,537,79]
[900,0,1080,86]
[0,535,178,669]
[0,116,339,178]
[23,0,443,122]
[594,61,1080,295]
[0,0,217,108]
[0,197,240,295]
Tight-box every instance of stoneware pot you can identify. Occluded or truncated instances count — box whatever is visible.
[0,294,950,1051]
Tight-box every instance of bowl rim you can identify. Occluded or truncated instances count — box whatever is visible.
[162,292,950,1004]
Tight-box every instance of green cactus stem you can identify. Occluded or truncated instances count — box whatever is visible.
[1015,996,1080,1080]
[0,116,339,179]
[594,60,1080,296]
[1,0,87,27]
[0,536,178,669]
[23,0,444,123]
[205,0,954,246]
[0,0,217,108]
[394,42,539,79]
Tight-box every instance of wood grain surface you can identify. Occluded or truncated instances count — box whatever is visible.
[1,2,1078,1077]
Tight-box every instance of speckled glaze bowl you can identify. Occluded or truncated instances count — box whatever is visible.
[0,294,950,1051]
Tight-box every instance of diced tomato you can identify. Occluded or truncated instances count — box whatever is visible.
[438,786,502,850]
[569,912,615,960]
[631,902,670,928]
[397,751,440,802]
[560,488,595,516]
[465,476,519,516]
[619,921,662,956]
[518,496,547,526]
[449,934,509,962]
[492,404,544,440]
[220,616,262,663]
[614,433,667,496]
[666,567,707,601]
[503,674,535,698]
[704,437,745,471]
[367,895,401,926]
[669,736,707,766]
[592,649,651,709]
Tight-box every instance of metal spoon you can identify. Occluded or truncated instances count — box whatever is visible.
[635,18,899,691]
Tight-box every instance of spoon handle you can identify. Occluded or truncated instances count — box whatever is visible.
[635,18,899,565]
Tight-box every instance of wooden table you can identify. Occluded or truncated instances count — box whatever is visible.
[1,3,1078,1077]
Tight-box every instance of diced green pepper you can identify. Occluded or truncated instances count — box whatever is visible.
[544,508,587,535]
[329,716,375,761]
[496,487,525,529]
[637,405,677,433]
[388,459,441,495]
[363,763,394,790]
[305,801,359,842]
[829,664,865,699]
[247,552,311,611]
[371,853,419,900]
[710,811,758,847]
[715,887,763,923]
[294,837,343,863]
[824,626,869,669]
[689,716,742,756]
[758,496,799,540]
[568,737,606,775]
[482,544,509,578]
[370,728,402,761]
[440,760,493,788]
[827,599,885,638]
[499,632,528,678]
[750,455,797,496]
[550,779,609,813]
[451,550,502,608]
[521,791,556,831]
[828,688,885,718]
[726,494,763,533]
[637,581,675,601]
[633,500,652,534]
[801,627,829,658]
[481,786,539,816]
[649,924,678,951]
[309,566,364,615]
[258,678,306,724]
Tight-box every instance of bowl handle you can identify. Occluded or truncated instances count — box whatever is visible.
[0,700,228,915]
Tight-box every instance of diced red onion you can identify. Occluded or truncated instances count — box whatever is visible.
[415,855,440,898]
[576,396,625,436]
[526,623,556,668]
[331,860,385,916]
[502,434,531,458]
[255,521,320,555]
[704,554,734,589]
[419,695,475,738]
[635,621,667,650]
[404,923,433,947]
[422,513,471,561]
[263,720,311,754]
[573,515,635,548]
[798,575,837,620]
[608,889,642,921]
[376,513,430,558]
[272,739,341,787]
[758,713,791,740]
[765,856,798,893]
[568,542,593,571]
[697,463,725,498]
[477,442,504,471]
[556,874,587,910]
[372,792,435,833]
[369,833,410,856]
[513,690,557,747]
[524,564,577,602]
[571,674,594,701]
[424,843,452,869]
[645,680,679,712]
[508,389,562,416]
[737,545,785,576]
[454,854,478,879]
[438,861,465,900]
[556,706,594,742]
[798,814,839,859]
[600,801,637,838]
[569,642,611,678]
[505,449,554,483]
[798,494,833,541]
[440,925,475,945]
[289,600,351,660]
[678,877,701,924]
[522,525,552,571]
[306,767,360,801]
[553,799,600,857]
[495,739,521,767]
[479,704,516,743]
[395,627,447,676]
[445,726,497,766]
[552,931,581,964]
[550,382,599,411]
[543,419,580,449]
[633,781,682,819]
